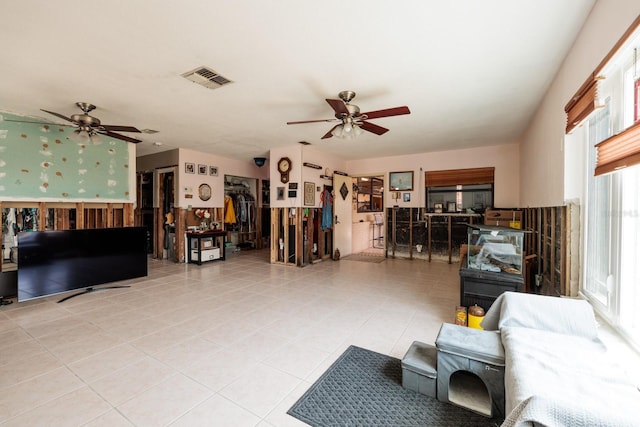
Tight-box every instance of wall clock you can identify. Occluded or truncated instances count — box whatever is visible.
[277,157,292,183]
[198,183,211,201]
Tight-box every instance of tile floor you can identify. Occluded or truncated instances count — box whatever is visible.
[0,249,637,426]
[0,249,460,426]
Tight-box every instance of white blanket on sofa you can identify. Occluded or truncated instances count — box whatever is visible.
[500,325,640,426]
[482,292,640,426]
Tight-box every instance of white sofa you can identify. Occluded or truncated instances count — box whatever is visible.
[481,292,640,427]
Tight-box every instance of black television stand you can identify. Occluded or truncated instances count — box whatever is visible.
[57,285,131,303]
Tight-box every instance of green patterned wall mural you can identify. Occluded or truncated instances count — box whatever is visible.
[0,112,131,201]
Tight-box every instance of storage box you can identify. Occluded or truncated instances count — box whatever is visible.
[191,248,220,261]
[484,209,522,229]
[401,341,437,397]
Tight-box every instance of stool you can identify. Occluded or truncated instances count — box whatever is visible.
[401,341,437,397]
[435,323,505,419]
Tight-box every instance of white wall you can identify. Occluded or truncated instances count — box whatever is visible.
[269,144,346,208]
[521,1,640,207]
[347,143,521,208]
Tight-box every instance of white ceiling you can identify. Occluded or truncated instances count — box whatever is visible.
[1,1,595,162]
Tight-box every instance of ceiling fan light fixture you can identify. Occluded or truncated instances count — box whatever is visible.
[68,129,90,144]
[331,123,363,139]
[89,132,103,145]
[68,128,102,145]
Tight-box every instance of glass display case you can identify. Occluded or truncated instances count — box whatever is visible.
[466,225,524,277]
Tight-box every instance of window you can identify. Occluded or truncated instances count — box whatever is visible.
[581,19,640,347]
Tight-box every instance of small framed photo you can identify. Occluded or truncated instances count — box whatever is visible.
[389,171,413,191]
[209,166,218,176]
[304,181,315,206]
[288,182,298,190]
[277,187,285,200]
[198,164,207,175]
[434,203,443,213]
[185,162,195,174]
[403,192,411,202]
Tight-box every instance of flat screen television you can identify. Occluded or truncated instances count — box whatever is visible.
[17,227,148,302]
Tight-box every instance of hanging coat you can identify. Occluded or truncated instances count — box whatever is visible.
[320,189,333,230]
[224,195,237,224]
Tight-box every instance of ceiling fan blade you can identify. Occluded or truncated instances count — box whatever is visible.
[41,109,75,123]
[360,121,389,136]
[101,125,141,133]
[359,106,410,120]
[3,119,74,127]
[287,118,338,125]
[100,130,142,143]
[326,98,349,115]
[321,125,340,139]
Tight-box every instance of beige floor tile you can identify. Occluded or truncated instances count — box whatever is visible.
[67,343,147,383]
[130,324,197,355]
[263,341,331,379]
[170,394,261,427]
[219,363,302,418]
[83,409,135,426]
[0,367,85,422]
[224,330,291,362]
[0,338,47,367]
[182,348,260,392]
[0,350,63,389]
[263,382,315,427]
[1,387,111,427]
[154,336,223,369]
[117,374,213,426]
[89,356,176,406]
[40,329,123,364]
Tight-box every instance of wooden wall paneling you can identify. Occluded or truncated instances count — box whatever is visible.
[541,208,549,295]
[174,207,185,262]
[550,207,556,295]
[270,208,278,264]
[76,203,85,229]
[106,204,114,228]
[154,207,163,259]
[124,203,134,226]
[37,202,46,231]
[295,208,303,266]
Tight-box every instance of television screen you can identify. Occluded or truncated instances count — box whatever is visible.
[17,227,148,302]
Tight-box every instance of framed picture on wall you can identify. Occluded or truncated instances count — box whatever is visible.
[403,193,411,202]
[277,187,285,200]
[304,181,315,206]
[198,164,207,175]
[389,171,413,191]
[185,163,195,174]
[209,166,218,176]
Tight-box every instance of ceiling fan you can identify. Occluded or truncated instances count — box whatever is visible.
[286,91,410,139]
[4,102,143,144]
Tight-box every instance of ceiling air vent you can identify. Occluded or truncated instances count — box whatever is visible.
[181,66,233,90]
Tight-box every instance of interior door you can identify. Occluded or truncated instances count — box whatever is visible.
[333,174,352,257]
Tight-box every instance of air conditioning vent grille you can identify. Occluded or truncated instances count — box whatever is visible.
[181,66,233,90]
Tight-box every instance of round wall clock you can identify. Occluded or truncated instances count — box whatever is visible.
[198,183,211,201]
